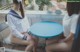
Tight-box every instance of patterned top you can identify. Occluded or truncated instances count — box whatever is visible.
[7,9,30,39]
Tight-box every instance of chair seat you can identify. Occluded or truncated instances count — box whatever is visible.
[0,23,8,32]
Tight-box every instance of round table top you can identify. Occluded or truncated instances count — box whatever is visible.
[29,21,63,38]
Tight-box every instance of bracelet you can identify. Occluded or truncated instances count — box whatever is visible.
[23,36,27,40]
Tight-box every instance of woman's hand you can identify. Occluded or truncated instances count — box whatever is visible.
[21,32,29,36]
[59,38,68,43]
[22,32,32,40]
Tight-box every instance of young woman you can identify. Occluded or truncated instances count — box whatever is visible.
[46,2,80,52]
[6,0,37,52]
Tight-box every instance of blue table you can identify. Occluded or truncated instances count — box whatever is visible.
[29,21,63,38]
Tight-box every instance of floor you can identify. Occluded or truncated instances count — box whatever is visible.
[5,49,24,52]
[3,43,45,52]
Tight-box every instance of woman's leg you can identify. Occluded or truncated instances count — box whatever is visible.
[31,35,39,52]
[11,35,34,52]
[46,38,59,45]
[22,32,38,52]
[26,35,39,52]
[25,40,34,52]
[46,42,69,52]
[46,34,66,45]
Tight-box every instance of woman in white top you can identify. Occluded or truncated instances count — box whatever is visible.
[6,0,37,52]
[46,2,80,52]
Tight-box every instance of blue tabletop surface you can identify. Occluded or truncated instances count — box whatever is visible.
[29,21,63,38]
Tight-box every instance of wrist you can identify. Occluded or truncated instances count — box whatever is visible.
[21,32,26,34]
[22,35,27,40]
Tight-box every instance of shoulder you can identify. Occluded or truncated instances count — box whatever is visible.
[7,13,18,22]
[7,9,16,19]
[7,11,14,18]
[71,14,79,22]
[63,13,69,20]
[6,14,13,20]
[63,13,70,24]
[63,14,79,21]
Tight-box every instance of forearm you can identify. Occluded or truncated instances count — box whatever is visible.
[12,29,24,39]
[21,32,29,36]
[63,33,74,42]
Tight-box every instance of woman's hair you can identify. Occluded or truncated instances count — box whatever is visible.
[13,0,24,18]
[67,2,80,16]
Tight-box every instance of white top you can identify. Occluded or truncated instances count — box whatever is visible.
[63,14,79,37]
[7,14,30,39]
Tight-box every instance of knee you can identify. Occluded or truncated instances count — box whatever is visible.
[28,39,38,48]
[29,41,35,47]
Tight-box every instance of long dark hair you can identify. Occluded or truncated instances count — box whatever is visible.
[13,0,24,18]
[67,2,80,16]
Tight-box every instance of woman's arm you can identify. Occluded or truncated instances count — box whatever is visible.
[62,32,74,42]
[7,14,24,39]
[62,15,78,42]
